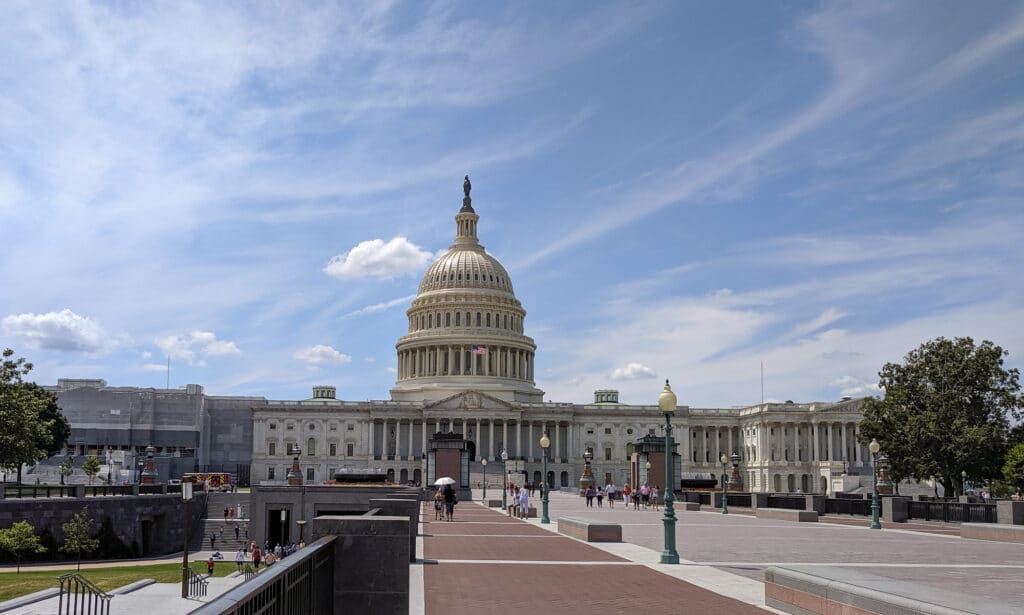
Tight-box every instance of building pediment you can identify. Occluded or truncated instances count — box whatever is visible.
[421,390,517,412]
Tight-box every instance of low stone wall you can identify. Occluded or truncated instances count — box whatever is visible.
[765,565,1005,615]
[557,517,622,542]
[755,508,818,522]
[681,502,701,511]
[0,492,207,560]
[961,523,1024,544]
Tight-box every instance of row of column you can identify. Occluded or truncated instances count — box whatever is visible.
[683,425,740,464]
[748,421,863,464]
[368,418,566,462]
[396,344,534,381]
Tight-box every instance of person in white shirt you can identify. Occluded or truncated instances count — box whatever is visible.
[605,483,617,508]
[517,484,530,518]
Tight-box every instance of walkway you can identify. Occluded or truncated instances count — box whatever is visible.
[419,496,776,615]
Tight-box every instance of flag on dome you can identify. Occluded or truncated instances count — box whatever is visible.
[471,345,487,355]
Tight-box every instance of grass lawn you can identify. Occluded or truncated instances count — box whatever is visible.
[0,560,237,602]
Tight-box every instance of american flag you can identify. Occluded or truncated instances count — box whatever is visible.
[471,345,487,355]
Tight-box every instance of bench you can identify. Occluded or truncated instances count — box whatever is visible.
[961,523,1024,543]
[681,502,701,511]
[755,508,818,522]
[557,517,621,542]
[486,499,503,507]
[508,505,537,518]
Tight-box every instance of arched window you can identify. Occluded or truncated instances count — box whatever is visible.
[455,313,461,326]
[306,438,316,456]
[476,312,481,326]
[428,314,432,328]
[504,314,508,329]
[446,313,451,327]
[486,313,491,327]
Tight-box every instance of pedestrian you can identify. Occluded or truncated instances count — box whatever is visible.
[596,486,604,508]
[510,486,520,517]
[443,484,456,521]
[223,507,228,519]
[235,548,244,570]
[434,488,444,520]
[585,485,594,507]
[622,483,631,508]
[207,556,215,576]
[252,544,262,569]
[606,482,617,509]
[640,483,650,509]
[651,486,660,511]
[633,489,641,510]
[517,483,529,518]
[210,531,216,550]
[234,525,240,541]
[245,526,249,540]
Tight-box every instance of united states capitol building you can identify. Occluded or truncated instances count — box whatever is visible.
[42,183,870,495]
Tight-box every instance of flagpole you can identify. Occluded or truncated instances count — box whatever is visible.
[760,361,764,406]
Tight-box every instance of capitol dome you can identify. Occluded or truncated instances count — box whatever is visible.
[390,179,543,403]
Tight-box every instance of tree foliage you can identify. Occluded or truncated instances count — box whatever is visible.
[859,337,1022,497]
[61,509,99,570]
[0,349,71,479]
[0,520,47,573]
[82,455,101,485]
[60,455,75,485]
[1004,443,1024,496]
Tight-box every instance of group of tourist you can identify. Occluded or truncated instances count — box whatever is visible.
[237,539,305,570]
[583,482,661,510]
[507,484,530,518]
[433,484,458,521]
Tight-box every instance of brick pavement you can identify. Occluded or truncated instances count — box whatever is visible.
[421,502,771,615]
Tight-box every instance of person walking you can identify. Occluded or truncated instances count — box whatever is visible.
[606,482,617,509]
[434,488,444,520]
[622,483,631,508]
[235,548,244,571]
[234,524,240,542]
[517,484,529,519]
[640,483,650,509]
[443,484,456,521]
[651,486,660,511]
[209,531,217,550]
[252,544,262,569]
[585,485,595,507]
[596,486,604,508]
[206,556,215,576]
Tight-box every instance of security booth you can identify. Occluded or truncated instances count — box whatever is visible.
[426,432,470,489]
[629,434,681,491]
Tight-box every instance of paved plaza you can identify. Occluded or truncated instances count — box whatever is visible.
[418,489,1022,614]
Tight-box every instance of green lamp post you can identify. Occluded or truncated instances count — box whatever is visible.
[481,458,488,499]
[658,379,680,564]
[540,432,551,524]
[720,453,729,514]
[869,438,881,530]
[500,449,508,511]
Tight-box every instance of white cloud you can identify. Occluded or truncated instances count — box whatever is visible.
[155,330,240,364]
[343,294,418,319]
[1,309,117,353]
[324,238,433,279]
[610,362,657,381]
[140,363,168,372]
[293,344,352,364]
[829,376,881,398]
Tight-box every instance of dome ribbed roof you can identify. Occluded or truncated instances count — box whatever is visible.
[417,249,515,295]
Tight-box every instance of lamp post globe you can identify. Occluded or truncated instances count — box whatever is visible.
[481,458,488,499]
[657,379,680,565]
[540,432,551,524]
[720,453,729,514]
[500,449,509,511]
[868,438,881,529]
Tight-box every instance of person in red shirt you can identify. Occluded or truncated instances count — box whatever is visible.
[206,556,215,576]
[252,544,262,568]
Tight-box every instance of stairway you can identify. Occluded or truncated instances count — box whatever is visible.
[190,492,252,552]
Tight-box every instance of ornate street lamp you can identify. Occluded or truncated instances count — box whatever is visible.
[296,520,307,544]
[869,438,881,530]
[961,469,968,497]
[180,477,194,598]
[540,432,551,524]
[730,451,741,490]
[657,379,680,564]
[500,448,508,511]
[481,458,488,499]
[720,453,729,515]
[645,461,651,487]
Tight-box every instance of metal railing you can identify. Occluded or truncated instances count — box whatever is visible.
[767,495,806,510]
[834,492,866,499]
[85,485,132,497]
[191,535,335,615]
[242,563,258,582]
[726,493,751,507]
[185,565,209,598]
[907,501,997,523]
[57,573,112,615]
[826,498,871,516]
[5,485,76,498]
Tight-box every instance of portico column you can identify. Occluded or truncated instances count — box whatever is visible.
[841,422,848,465]
[825,423,832,461]
[421,421,427,458]
[489,420,494,458]
[476,418,481,453]
[854,425,862,465]
[528,421,534,462]
[502,420,508,453]
[681,425,691,463]
[408,421,414,459]
[555,423,561,462]
[368,421,375,461]
[812,422,819,462]
[516,422,522,458]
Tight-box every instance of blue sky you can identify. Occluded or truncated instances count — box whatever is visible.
[1,2,1022,407]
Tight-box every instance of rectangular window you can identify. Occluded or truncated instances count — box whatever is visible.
[267,467,275,480]
[649,428,656,435]
[328,468,334,478]
[268,442,276,456]
[587,429,594,435]
[269,423,277,430]
[346,443,354,457]
[347,424,354,431]
[286,424,294,430]
[330,443,337,456]
[604,447,612,461]
[306,468,314,481]
[604,428,612,435]
[329,424,337,431]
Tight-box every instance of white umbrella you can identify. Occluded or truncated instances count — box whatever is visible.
[434,477,456,486]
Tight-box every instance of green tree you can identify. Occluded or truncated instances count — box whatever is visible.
[24,382,70,458]
[0,520,47,573]
[0,349,48,483]
[61,510,99,570]
[60,455,75,485]
[82,455,101,485]
[859,337,1022,497]
[1003,443,1024,497]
